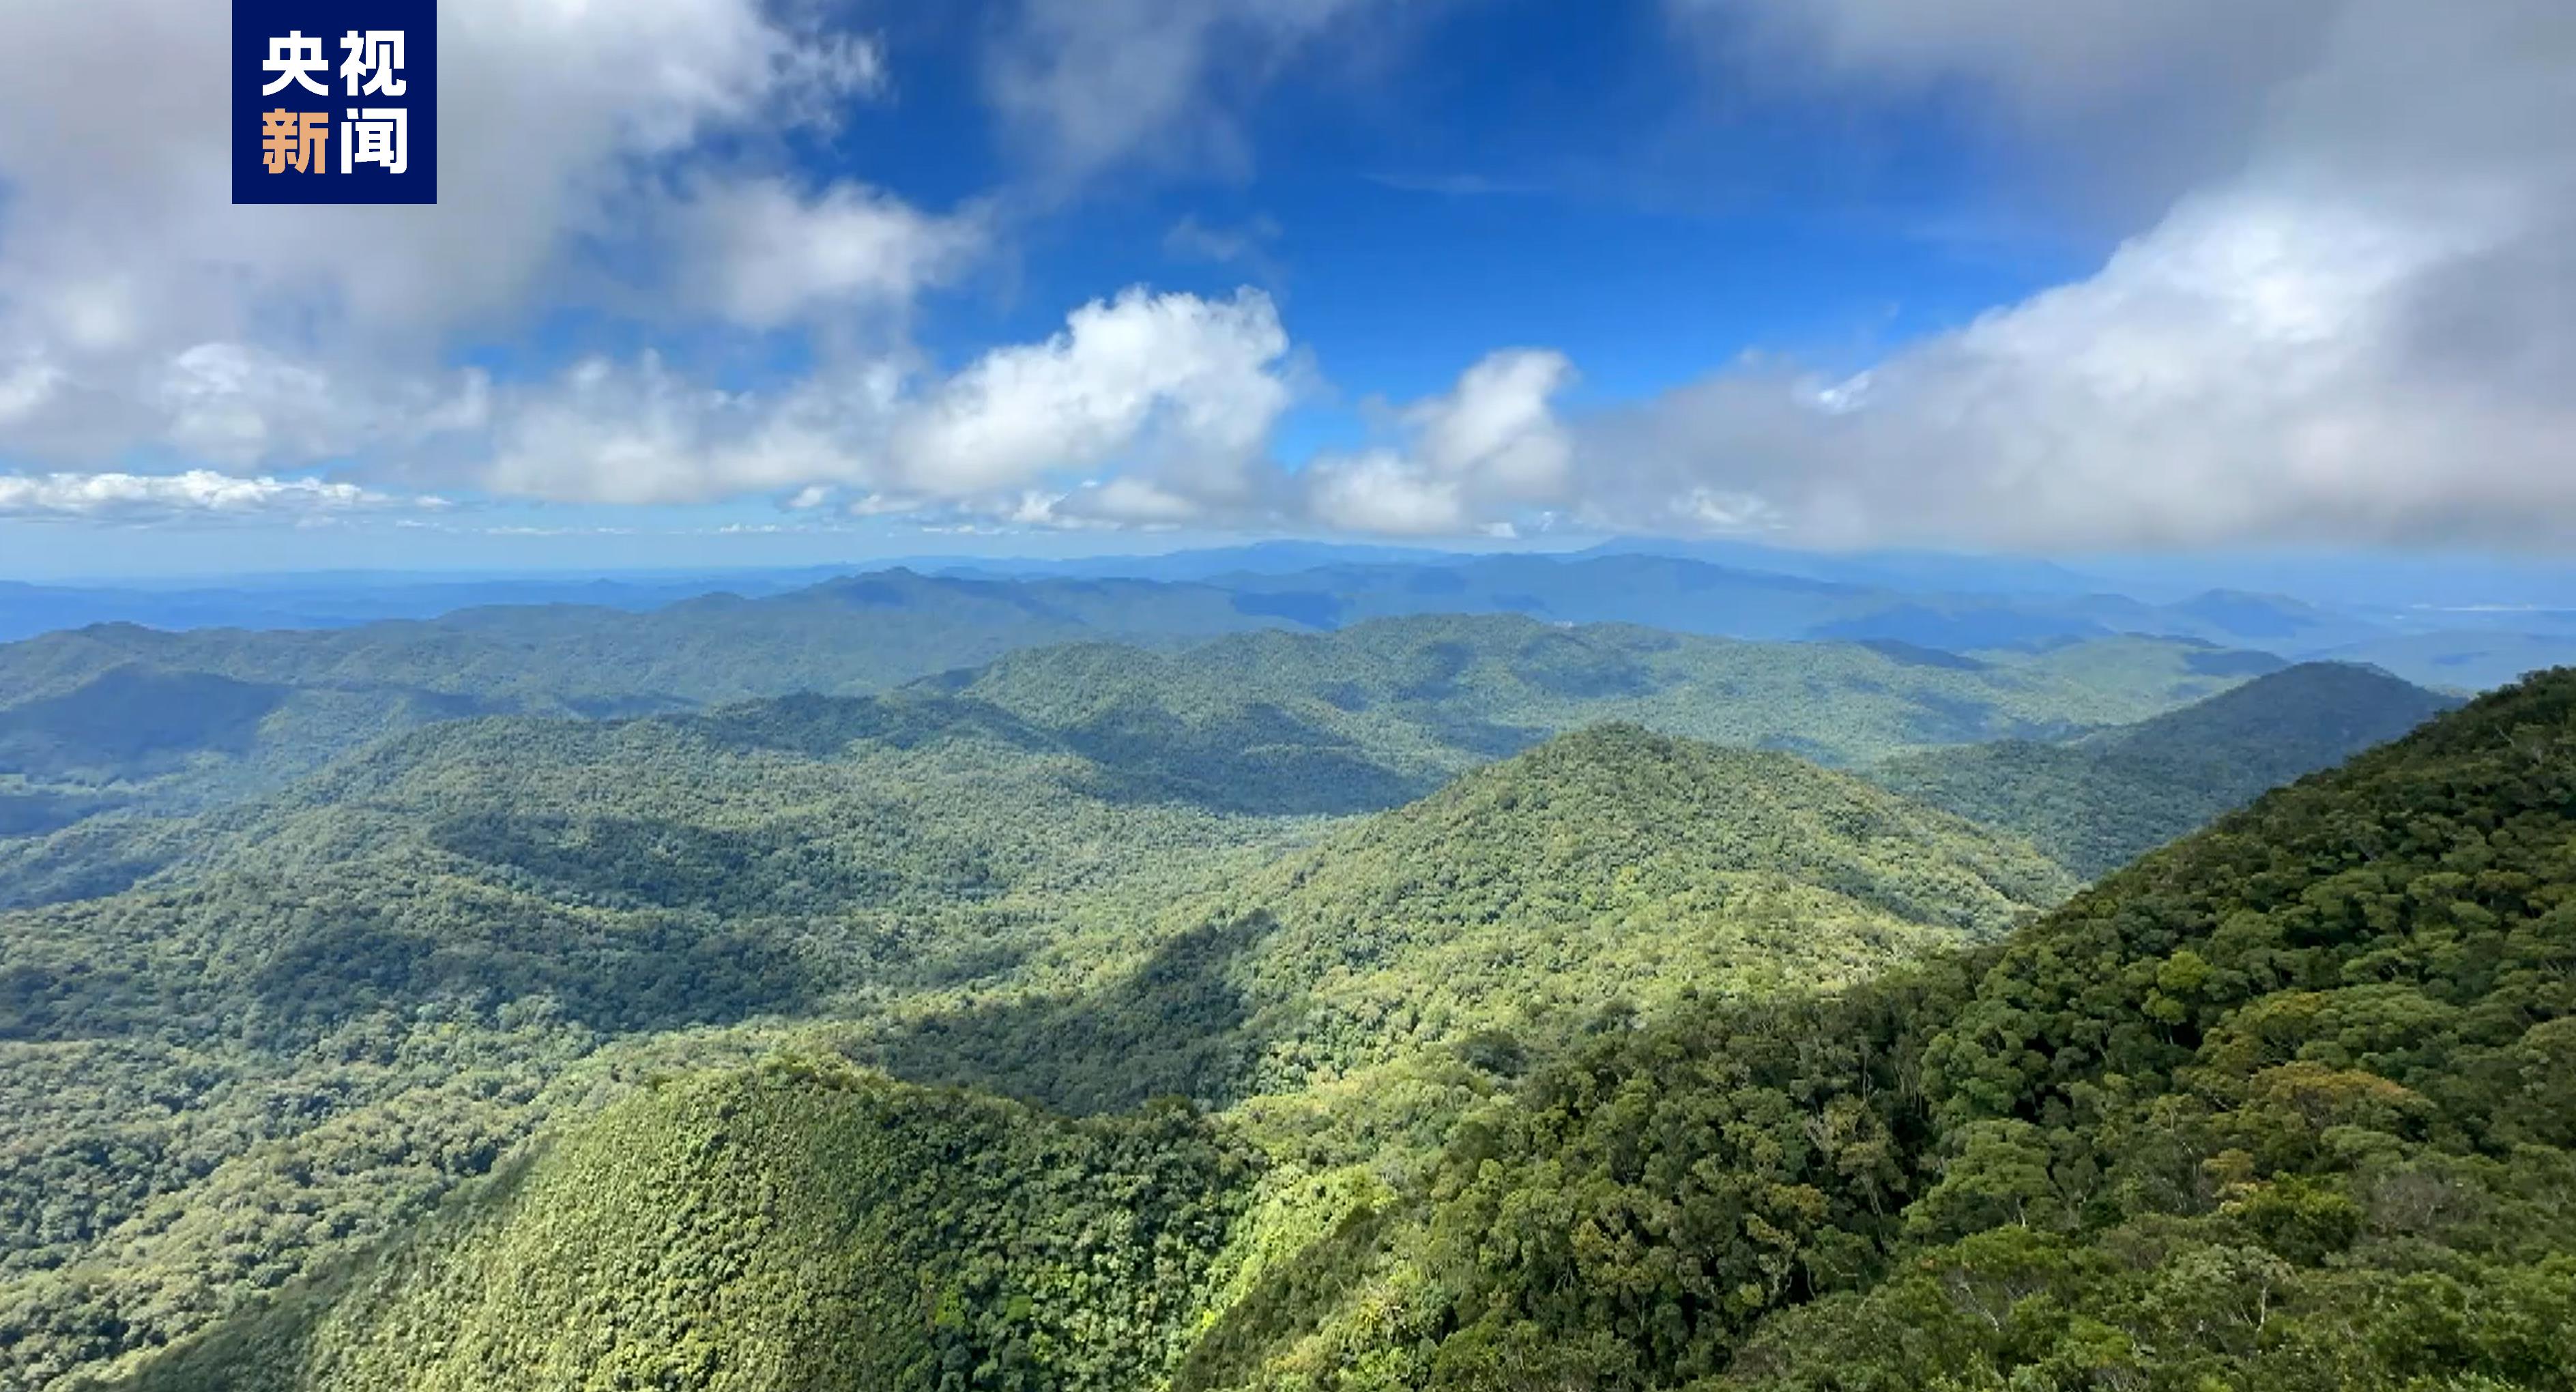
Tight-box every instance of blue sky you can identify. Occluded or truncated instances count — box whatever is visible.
[0,0,2568,576]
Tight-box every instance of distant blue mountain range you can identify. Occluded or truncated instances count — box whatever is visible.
[8,540,2574,690]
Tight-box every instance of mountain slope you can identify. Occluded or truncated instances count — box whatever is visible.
[851,725,2077,1113]
[0,694,1324,1389]
[1218,666,2576,1390]
[50,669,2575,1391]
[61,723,2075,1392]
[120,1062,1253,1392]
[0,569,1297,830]
[1870,661,2459,875]
[939,614,2267,789]
[1222,726,2072,1090]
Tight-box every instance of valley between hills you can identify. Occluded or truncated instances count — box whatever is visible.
[0,558,2562,1392]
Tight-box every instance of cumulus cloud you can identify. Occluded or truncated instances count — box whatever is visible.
[480,288,1297,512]
[1305,350,1575,535]
[891,287,1291,501]
[7,0,2565,555]
[1584,0,2576,550]
[0,470,446,523]
[674,178,988,330]
[0,0,935,469]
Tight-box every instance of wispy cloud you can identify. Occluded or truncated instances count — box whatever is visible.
[0,470,448,523]
[1361,171,1550,198]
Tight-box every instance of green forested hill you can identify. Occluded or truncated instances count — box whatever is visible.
[10,641,2547,1391]
[848,725,2075,1113]
[1202,667,2576,1390]
[122,1061,1256,1392]
[0,597,2270,842]
[1870,661,2459,876]
[0,570,1277,710]
[0,696,1327,1391]
[1220,726,2072,1092]
[938,614,2266,793]
[0,570,1291,831]
[76,670,2572,1392]
[18,717,2069,1391]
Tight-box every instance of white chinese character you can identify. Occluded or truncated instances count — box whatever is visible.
[338,30,407,98]
[261,31,330,97]
[342,108,407,175]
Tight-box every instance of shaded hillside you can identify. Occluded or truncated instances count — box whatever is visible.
[0,696,1323,1389]
[1206,667,2576,1390]
[0,686,1313,910]
[1221,726,2072,1092]
[115,1061,1252,1392]
[0,569,1294,830]
[76,723,2074,1392]
[89,671,2576,1392]
[1871,661,2460,876]
[852,726,2076,1112]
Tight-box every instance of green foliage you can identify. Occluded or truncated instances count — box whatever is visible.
[1215,725,2072,1097]
[951,617,2259,794]
[0,609,2256,890]
[1229,667,2576,1391]
[0,697,1320,1388]
[114,1058,1257,1392]
[0,570,1289,835]
[0,630,2538,1392]
[1871,661,2458,878]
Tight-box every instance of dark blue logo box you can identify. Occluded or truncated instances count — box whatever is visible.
[233,0,437,204]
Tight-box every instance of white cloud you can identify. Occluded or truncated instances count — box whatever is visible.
[481,353,863,506]
[0,0,927,467]
[1305,449,1471,535]
[478,288,1297,512]
[1587,0,2576,549]
[676,177,987,330]
[1304,349,1575,535]
[1675,0,2347,218]
[889,287,1292,502]
[0,361,64,424]
[0,470,446,523]
[6,0,2564,556]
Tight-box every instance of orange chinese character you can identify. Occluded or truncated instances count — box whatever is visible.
[260,110,331,174]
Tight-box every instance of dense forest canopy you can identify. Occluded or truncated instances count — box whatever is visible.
[0,562,2543,1392]
[0,613,2282,899]
[1868,662,2462,877]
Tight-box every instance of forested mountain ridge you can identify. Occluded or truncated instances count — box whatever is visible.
[0,693,1338,1390]
[0,570,1296,834]
[935,613,2269,780]
[76,667,2575,1391]
[1870,661,2460,876]
[845,725,2076,1114]
[1209,666,2576,1389]
[1215,727,2073,1089]
[1,607,2541,1390]
[0,609,2272,860]
[65,721,2071,1381]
